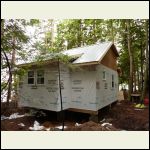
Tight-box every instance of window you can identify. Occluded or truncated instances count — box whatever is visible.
[103,71,106,80]
[112,74,114,88]
[96,81,100,89]
[37,70,44,84]
[104,82,108,89]
[28,71,34,84]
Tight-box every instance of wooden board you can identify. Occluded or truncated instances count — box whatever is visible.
[101,47,117,71]
[68,108,98,115]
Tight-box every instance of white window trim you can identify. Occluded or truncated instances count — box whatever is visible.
[27,70,45,85]
[28,70,35,85]
[36,70,45,85]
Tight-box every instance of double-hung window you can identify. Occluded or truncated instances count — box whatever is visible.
[112,74,114,88]
[102,71,106,80]
[28,71,34,84]
[37,70,44,84]
[28,70,44,85]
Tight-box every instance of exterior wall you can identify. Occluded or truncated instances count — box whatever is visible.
[101,47,118,71]
[18,63,71,111]
[18,64,97,112]
[70,66,97,111]
[58,64,71,110]
[18,63,118,112]
[96,64,118,110]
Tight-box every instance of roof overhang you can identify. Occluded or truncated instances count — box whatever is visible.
[16,42,119,68]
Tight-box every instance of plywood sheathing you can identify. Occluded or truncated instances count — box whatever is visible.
[101,47,118,71]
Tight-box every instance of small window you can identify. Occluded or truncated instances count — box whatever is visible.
[37,70,44,84]
[104,82,108,89]
[28,71,34,84]
[112,74,114,88]
[96,81,100,89]
[103,71,106,80]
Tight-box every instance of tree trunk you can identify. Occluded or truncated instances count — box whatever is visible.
[110,19,114,43]
[2,49,12,107]
[126,19,133,101]
[77,19,82,47]
[11,36,17,94]
[93,19,97,43]
[6,36,16,106]
[7,76,12,106]
[141,19,149,103]
[50,19,55,47]
[1,20,11,106]
[137,68,140,92]
[133,62,138,92]
[133,70,137,92]
[140,41,144,92]
[57,59,64,131]
[132,55,135,92]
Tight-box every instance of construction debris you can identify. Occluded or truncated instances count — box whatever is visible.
[1,100,149,131]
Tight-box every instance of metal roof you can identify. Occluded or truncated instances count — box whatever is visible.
[62,41,119,65]
[17,42,119,67]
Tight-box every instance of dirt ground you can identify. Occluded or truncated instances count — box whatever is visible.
[105,100,149,131]
[1,100,149,131]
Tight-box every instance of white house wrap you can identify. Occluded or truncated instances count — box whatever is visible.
[18,42,119,114]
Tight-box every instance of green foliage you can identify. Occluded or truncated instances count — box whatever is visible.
[117,19,148,86]
[1,82,8,91]
[29,19,40,26]
[1,19,149,97]
[1,19,30,98]
[15,68,27,76]
[31,19,149,91]
[55,19,105,49]
[1,19,29,59]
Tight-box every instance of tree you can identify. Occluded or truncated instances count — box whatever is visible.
[2,19,147,105]
[141,19,149,103]
[117,19,148,101]
[1,19,29,106]
[33,19,148,101]
[126,19,133,101]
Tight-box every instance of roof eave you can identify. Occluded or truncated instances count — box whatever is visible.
[16,59,57,68]
[72,61,99,66]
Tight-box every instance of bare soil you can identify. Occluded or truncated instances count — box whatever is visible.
[1,100,149,131]
[106,100,149,131]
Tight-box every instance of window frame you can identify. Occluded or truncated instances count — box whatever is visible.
[102,70,106,80]
[36,70,45,85]
[112,74,115,88]
[27,70,35,85]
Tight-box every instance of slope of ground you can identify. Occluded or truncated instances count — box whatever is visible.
[105,100,149,130]
[1,100,149,131]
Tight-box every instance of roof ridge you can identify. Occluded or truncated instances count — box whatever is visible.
[95,42,113,61]
[63,41,112,52]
